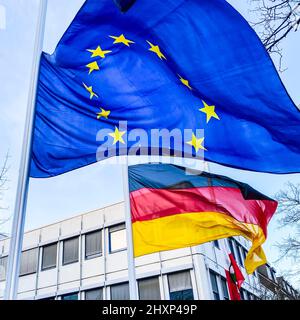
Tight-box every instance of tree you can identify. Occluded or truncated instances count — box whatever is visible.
[275,182,300,285]
[0,153,10,238]
[250,0,300,70]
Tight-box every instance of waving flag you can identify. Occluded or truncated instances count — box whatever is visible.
[30,0,300,177]
[128,163,277,274]
[225,253,245,300]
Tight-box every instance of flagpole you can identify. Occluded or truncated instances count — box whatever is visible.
[4,0,48,300]
[122,156,138,300]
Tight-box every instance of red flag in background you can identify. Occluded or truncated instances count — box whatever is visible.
[225,253,245,300]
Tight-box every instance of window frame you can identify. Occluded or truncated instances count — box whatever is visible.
[167,270,194,301]
[108,223,127,254]
[85,229,102,260]
[0,255,8,282]
[110,282,130,300]
[85,287,103,300]
[62,236,79,266]
[41,242,58,271]
[138,276,161,300]
[19,247,39,277]
[220,276,230,300]
[209,270,220,300]
[61,292,79,300]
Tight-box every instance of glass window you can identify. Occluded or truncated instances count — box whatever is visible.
[221,277,229,300]
[0,256,7,281]
[85,230,102,259]
[168,271,194,300]
[63,237,79,265]
[209,271,220,300]
[109,224,127,253]
[236,244,244,267]
[85,287,103,300]
[228,238,236,261]
[61,292,78,300]
[111,282,130,300]
[138,277,161,300]
[42,243,57,270]
[213,240,220,249]
[240,288,249,300]
[20,248,38,276]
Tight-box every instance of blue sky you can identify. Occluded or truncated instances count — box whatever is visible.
[0,0,299,287]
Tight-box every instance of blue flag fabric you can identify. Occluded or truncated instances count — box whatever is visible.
[31,0,300,177]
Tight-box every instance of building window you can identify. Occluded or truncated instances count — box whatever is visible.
[85,287,103,300]
[138,277,161,300]
[168,270,194,300]
[220,277,229,300]
[228,238,236,261]
[20,248,38,276]
[236,245,244,267]
[61,292,78,300]
[85,230,102,259]
[63,237,79,265]
[209,271,220,300]
[213,240,220,249]
[41,242,57,270]
[240,288,250,300]
[111,282,130,300]
[0,256,7,281]
[109,224,127,253]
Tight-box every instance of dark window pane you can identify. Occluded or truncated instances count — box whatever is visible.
[209,271,220,300]
[228,238,236,261]
[213,240,220,249]
[111,282,129,300]
[221,277,229,300]
[63,237,79,265]
[236,244,244,266]
[85,230,102,259]
[170,289,194,300]
[61,293,78,300]
[42,243,57,270]
[85,288,103,300]
[0,256,8,281]
[20,248,38,276]
[109,224,127,253]
[138,277,161,300]
[168,271,194,300]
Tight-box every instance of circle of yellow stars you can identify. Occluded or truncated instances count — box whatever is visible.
[83,33,220,151]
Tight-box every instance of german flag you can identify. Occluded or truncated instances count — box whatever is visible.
[129,163,277,274]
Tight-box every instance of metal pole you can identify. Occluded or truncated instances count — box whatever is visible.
[4,0,48,300]
[122,156,138,300]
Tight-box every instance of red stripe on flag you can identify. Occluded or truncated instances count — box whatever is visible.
[130,187,277,234]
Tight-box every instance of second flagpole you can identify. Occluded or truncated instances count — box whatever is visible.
[122,156,138,300]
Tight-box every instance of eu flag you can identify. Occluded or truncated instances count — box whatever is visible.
[31,0,300,177]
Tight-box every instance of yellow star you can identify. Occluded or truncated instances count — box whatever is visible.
[186,133,207,153]
[83,83,98,99]
[109,127,126,144]
[146,41,166,60]
[87,45,112,58]
[86,61,100,74]
[199,101,220,123]
[97,108,110,119]
[178,74,192,90]
[109,34,135,47]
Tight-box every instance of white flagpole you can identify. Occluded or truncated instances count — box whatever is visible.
[122,156,138,300]
[4,0,48,300]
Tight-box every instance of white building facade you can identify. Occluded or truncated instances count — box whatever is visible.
[0,202,262,300]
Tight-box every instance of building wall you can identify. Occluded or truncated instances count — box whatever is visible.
[0,202,262,300]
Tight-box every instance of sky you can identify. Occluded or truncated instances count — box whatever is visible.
[0,0,300,288]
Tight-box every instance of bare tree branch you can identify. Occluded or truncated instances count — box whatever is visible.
[250,0,300,71]
[0,152,10,238]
